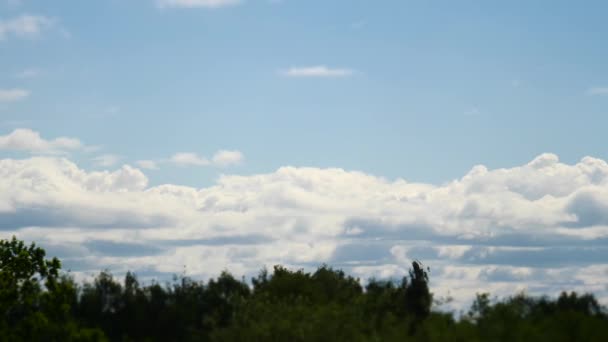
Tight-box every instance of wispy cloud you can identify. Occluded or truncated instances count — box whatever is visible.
[92,154,122,167]
[281,65,354,78]
[136,160,159,170]
[587,87,608,96]
[4,0,23,7]
[0,14,54,41]
[144,150,245,169]
[464,107,480,116]
[170,152,209,166]
[351,19,366,30]
[0,128,83,153]
[0,89,29,102]
[157,0,241,9]
[15,68,41,79]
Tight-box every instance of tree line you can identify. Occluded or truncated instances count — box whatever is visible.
[1,236,607,341]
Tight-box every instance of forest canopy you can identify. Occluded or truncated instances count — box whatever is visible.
[1,236,607,341]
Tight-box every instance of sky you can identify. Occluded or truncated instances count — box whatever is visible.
[1,0,608,310]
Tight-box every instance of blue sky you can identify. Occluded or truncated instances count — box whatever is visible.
[2,0,607,185]
[1,0,608,309]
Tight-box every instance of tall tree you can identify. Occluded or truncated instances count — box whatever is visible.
[0,236,106,341]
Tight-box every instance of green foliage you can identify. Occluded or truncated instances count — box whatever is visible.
[2,236,608,341]
[0,236,106,341]
[251,265,362,305]
[463,291,608,342]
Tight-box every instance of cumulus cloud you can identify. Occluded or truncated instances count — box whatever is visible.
[2,153,608,309]
[0,89,29,102]
[0,128,83,153]
[0,14,54,40]
[157,0,240,9]
[212,150,243,166]
[281,65,354,78]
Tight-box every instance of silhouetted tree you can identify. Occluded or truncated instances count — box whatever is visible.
[0,236,106,341]
[3,236,608,341]
[405,260,432,334]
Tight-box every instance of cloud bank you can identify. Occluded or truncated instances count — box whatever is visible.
[1,153,607,309]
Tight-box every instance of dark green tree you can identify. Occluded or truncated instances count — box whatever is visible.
[0,236,106,341]
[405,260,432,334]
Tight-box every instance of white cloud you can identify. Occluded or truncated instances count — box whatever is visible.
[92,154,122,167]
[587,87,608,96]
[2,153,608,308]
[136,160,159,170]
[281,65,354,78]
[170,152,209,166]
[157,0,240,9]
[0,128,83,153]
[167,150,244,167]
[0,89,29,102]
[0,14,54,41]
[212,149,243,166]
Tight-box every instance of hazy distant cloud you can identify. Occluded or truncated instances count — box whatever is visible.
[105,106,120,115]
[0,89,29,102]
[351,19,366,29]
[15,68,41,79]
[157,0,240,9]
[212,150,243,166]
[0,14,54,41]
[0,128,83,153]
[170,152,209,166]
[281,65,354,78]
[4,0,23,6]
[587,87,608,96]
[464,107,480,116]
[136,160,159,170]
[511,79,522,88]
[92,154,122,167]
